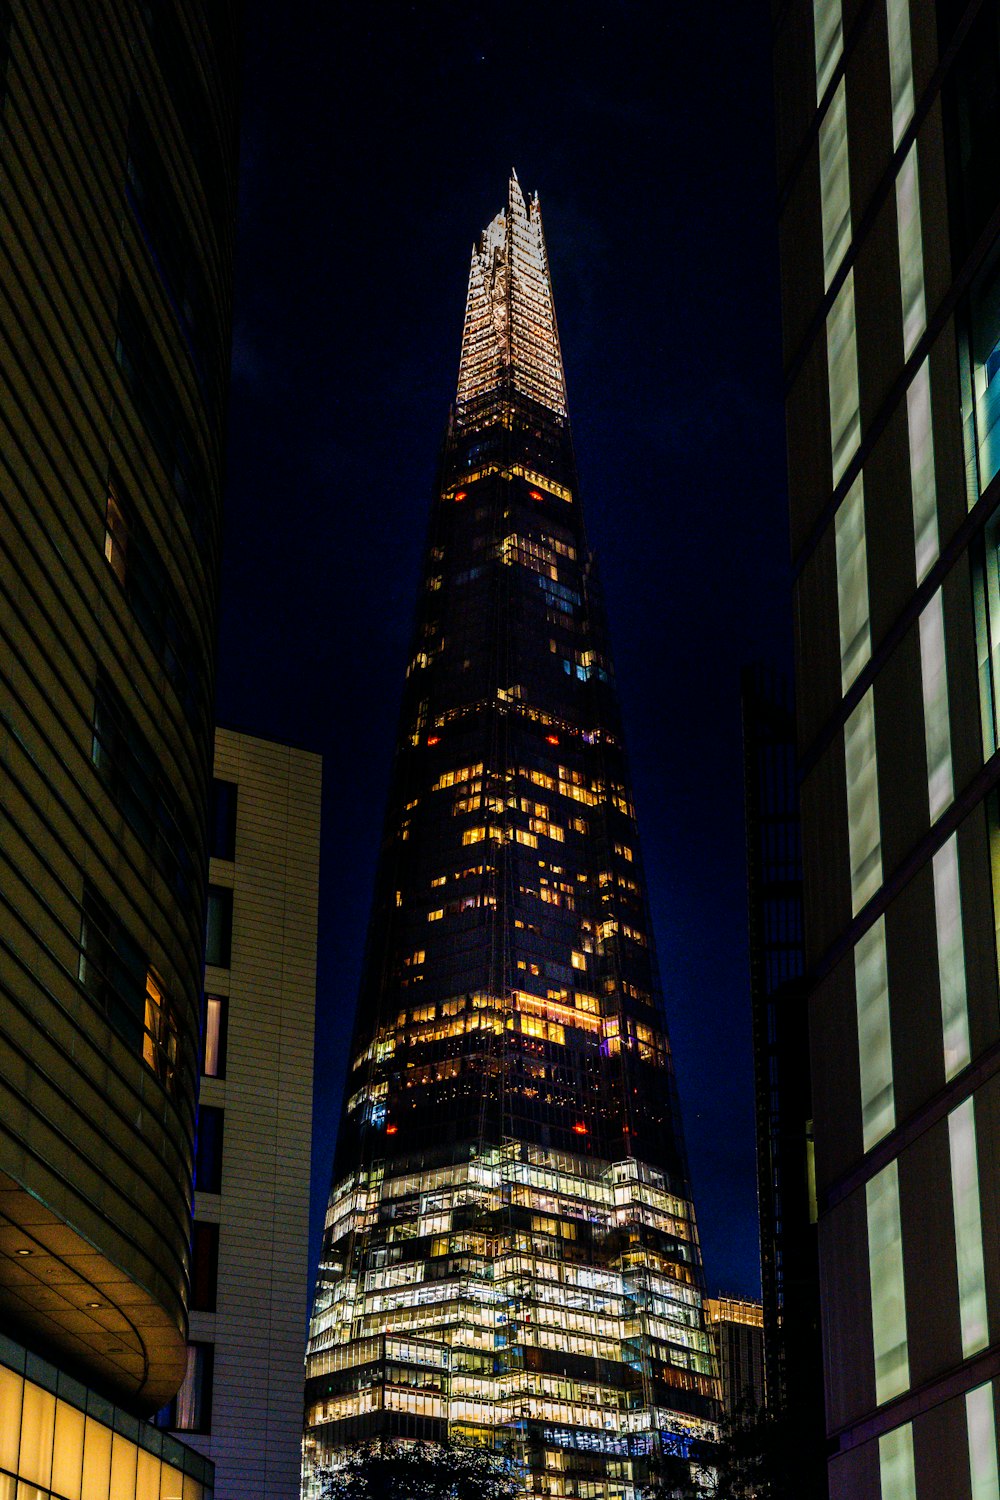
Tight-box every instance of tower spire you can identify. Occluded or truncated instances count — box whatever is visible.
[455,172,568,422]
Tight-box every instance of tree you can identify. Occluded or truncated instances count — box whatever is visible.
[317,1439,523,1500]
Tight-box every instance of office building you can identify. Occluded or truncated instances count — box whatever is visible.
[159,729,321,1499]
[703,1298,766,1419]
[303,172,719,1500]
[0,0,240,1493]
[773,0,1000,1493]
[741,667,827,1494]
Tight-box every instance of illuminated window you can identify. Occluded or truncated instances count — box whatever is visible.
[828,270,861,485]
[966,1383,1000,1500]
[867,1159,909,1404]
[885,0,915,148]
[203,993,227,1078]
[934,836,970,1081]
[160,1342,214,1433]
[104,484,128,584]
[845,688,882,912]
[879,1421,916,1500]
[908,359,938,581]
[949,1098,989,1359]
[143,967,178,1091]
[896,146,926,359]
[919,590,953,821]
[855,917,894,1150]
[813,0,843,100]
[835,474,870,692]
[819,78,851,288]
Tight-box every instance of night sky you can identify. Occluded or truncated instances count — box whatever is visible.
[215,1,792,1303]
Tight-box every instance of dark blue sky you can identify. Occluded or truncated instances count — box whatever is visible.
[216,0,792,1302]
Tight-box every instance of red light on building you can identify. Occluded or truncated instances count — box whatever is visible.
[386,1124,398,1135]
[454,490,467,502]
[572,1122,588,1135]
[529,490,543,501]
[427,735,441,746]
[545,734,559,745]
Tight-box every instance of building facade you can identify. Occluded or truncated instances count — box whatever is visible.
[741,667,827,1494]
[0,0,240,1492]
[303,173,719,1500]
[160,729,321,1500]
[703,1298,766,1419]
[773,0,1000,1494]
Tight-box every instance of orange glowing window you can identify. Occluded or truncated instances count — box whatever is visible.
[545,734,560,746]
[454,490,467,502]
[427,735,441,746]
[386,1124,398,1135]
[572,1122,588,1135]
[529,490,543,501]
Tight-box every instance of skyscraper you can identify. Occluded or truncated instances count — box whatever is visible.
[772,0,1000,1494]
[304,174,717,1498]
[0,0,240,1491]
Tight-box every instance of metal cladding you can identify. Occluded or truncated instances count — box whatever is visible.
[304,177,718,1498]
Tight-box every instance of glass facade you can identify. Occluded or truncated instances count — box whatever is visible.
[0,1336,212,1500]
[304,174,717,1497]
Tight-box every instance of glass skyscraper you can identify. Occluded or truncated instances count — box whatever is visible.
[304,174,717,1498]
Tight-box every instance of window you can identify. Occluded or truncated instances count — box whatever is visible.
[190,1222,219,1313]
[879,1421,916,1500]
[195,1106,224,1194]
[867,1160,909,1405]
[115,284,205,546]
[845,688,882,912]
[819,78,851,288]
[156,1342,214,1433]
[855,916,894,1151]
[966,1384,1000,1499]
[949,1098,988,1359]
[104,486,128,584]
[205,885,233,967]
[934,835,970,1081]
[202,993,227,1078]
[834,474,870,692]
[209,778,238,860]
[91,671,193,896]
[103,473,202,714]
[79,884,146,1053]
[919,590,952,820]
[79,882,179,1092]
[886,0,915,147]
[827,269,861,485]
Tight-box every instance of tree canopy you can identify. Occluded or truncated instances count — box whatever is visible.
[317,1439,523,1500]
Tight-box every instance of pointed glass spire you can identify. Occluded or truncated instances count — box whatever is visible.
[456,171,568,421]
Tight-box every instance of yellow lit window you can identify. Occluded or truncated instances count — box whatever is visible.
[427,909,444,923]
[105,486,128,584]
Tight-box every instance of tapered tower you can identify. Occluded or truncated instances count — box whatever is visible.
[304,174,718,1498]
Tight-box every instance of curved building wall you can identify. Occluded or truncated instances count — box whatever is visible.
[0,0,240,1413]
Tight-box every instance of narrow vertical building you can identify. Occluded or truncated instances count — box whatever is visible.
[773,0,1000,1494]
[703,1297,767,1419]
[160,729,321,1500]
[742,667,827,1495]
[0,0,240,1490]
[304,174,718,1500]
